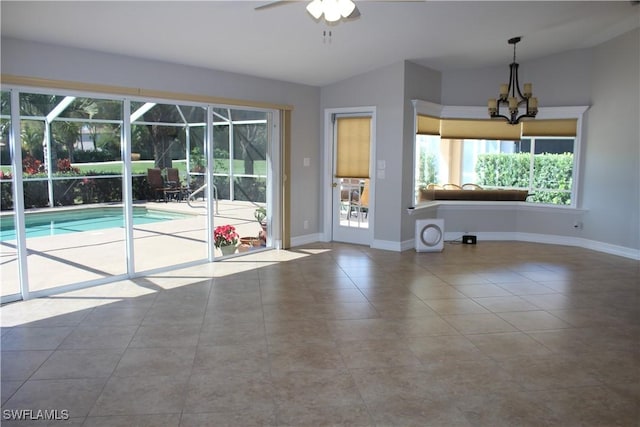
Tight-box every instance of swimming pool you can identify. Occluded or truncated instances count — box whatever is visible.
[0,207,193,241]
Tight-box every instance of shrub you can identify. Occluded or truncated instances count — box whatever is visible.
[475,152,572,205]
[1,173,149,210]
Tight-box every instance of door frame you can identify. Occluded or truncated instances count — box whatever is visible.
[322,106,376,244]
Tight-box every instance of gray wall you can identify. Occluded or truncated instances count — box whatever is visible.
[320,61,405,243]
[3,27,638,255]
[320,29,638,255]
[1,37,321,241]
[442,48,594,107]
[401,61,442,242]
[432,29,639,253]
[582,29,639,250]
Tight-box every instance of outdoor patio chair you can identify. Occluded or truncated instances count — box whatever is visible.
[147,168,182,202]
[165,168,187,201]
[147,168,168,201]
[356,179,370,218]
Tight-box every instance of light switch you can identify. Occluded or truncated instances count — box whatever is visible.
[377,160,386,170]
[377,169,386,179]
[303,157,310,167]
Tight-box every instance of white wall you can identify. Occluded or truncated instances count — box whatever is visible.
[1,37,322,242]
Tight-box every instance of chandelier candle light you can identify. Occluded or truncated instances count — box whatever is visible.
[488,37,539,125]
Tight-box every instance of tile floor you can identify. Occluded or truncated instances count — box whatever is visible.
[1,241,638,426]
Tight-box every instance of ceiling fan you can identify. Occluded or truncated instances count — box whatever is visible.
[256,0,360,22]
[256,0,425,23]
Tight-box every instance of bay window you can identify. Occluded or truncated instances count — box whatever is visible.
[413,103,584,207]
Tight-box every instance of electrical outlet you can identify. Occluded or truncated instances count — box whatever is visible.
[303,220,309,230]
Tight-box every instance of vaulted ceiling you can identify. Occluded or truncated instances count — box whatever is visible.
[2,1,639,86]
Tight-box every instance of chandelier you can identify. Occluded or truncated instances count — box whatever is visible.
[306,0,356,22]
[488,37,538,125]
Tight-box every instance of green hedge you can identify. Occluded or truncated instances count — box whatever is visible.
[475,153,573,205]
[1,173,149,210]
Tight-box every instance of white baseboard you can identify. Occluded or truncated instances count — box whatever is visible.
[290,233,324,247]
[294,232,640,260]
[443,231,640,260]
[371,239,404,251]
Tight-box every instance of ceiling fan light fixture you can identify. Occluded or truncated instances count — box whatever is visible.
[338,0,356,18]
[306,0,355,22]
[323,0,342,22]
[306,0,323,19]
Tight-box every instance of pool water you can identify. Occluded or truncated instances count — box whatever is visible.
[0,207,192,241]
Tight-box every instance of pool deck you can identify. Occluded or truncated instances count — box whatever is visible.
[0,199,266,298]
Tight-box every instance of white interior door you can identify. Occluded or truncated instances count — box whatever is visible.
[331,113,374,245]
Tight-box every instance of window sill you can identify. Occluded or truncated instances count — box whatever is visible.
[410,200,587,214]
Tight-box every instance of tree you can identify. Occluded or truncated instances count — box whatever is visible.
[141,104,204,169]
[235,124,266,175]
[143,106,177,169]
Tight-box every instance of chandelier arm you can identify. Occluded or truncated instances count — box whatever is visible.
[512,63,526,100]
[505,63,514,100]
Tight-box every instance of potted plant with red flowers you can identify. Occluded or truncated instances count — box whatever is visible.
[214,224,239,256]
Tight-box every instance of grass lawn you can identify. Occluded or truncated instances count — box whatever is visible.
[1,159,267,176]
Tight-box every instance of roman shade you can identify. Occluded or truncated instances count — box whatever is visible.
[416,115,440,135]
[440,118,522,141]
[416,116,578,139]
[335,116,371,178]
[522,119,578,137]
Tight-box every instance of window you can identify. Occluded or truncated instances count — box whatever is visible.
[413,109,581,206]
[462,136,575,205]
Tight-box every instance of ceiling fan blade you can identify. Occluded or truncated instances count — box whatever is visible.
[255,1,296,11]
[346,5,361,19]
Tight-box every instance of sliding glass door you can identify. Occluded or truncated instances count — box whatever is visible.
[0,84,279,301]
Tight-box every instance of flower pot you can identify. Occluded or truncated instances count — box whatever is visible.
[237,243,252,253]
[240,236,261,247]
[219,245,237,256]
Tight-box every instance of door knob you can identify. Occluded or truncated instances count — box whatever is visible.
[332,182,338,188]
